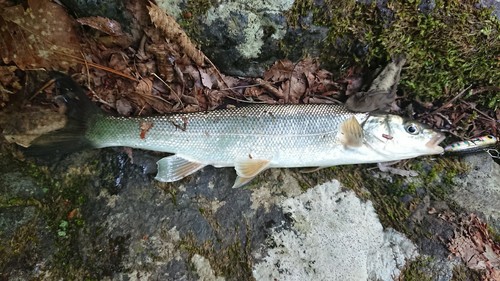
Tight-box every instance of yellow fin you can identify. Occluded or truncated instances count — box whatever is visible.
[340,116,364,147]
[234,159,271,178]
[232,176,256,188]
[155,155,205,182]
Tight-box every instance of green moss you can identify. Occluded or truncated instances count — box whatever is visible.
[180,226,254,280]
[156,182,179,205]
[17,154,125,279]
[0,196,42,208]
[487,225,500,244]
[0,221,40,270]
[399,256,434,281]
[451,264,484,280]
[287,0,500,108]
[180,0,217,38]
[185,0,216,17]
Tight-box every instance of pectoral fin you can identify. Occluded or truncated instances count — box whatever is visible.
[232,159,271,188]
[155,155,206,182]
[340,116,364,147]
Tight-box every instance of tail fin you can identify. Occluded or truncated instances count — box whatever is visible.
[24,72,101,158]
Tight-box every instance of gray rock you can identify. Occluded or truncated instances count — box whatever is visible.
[252,180,419,281]
[0,152,55,280]
[481,0,500,20]
[449,152,500,233]
[157,0,328,76]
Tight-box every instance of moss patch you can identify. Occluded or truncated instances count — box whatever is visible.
[287,0,500,108]
[398,256,434,281]
[180,226,254,280]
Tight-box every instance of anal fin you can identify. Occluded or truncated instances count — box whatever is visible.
[232,158,271,188]
[155,155,206,182]
[234,159,271,178]
[232,176,256,189]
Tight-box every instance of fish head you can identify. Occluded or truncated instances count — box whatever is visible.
[362,114,445,159]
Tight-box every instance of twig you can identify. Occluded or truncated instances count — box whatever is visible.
[458,100,497,123]
[432,85,472,114]
[54,51,139,82]
[255,78,285,99]
[203,55,240,96]
[220,83,262,90]
[434,112,453,126]
[29,78,56,101]
[151,72,183,107]
[225,95,269,104]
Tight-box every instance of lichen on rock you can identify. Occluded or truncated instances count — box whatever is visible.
[253,180,419,280]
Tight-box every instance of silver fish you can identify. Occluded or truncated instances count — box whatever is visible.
[26,76,446,188]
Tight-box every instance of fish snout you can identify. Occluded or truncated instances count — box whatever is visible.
[425,132,446,154]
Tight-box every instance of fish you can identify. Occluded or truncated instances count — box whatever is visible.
[444,135,497,154]
[25,74,446,188]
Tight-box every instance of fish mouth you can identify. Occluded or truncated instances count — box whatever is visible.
[425,133,446,153]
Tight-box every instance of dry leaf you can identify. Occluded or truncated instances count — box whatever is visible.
[0,0,80,70]
[136,78,153,96]
[263,60,294,81]
[77,16,124,36]
[448,214,500,280]
[0,107,66,147]
[280,75,307,103]
[199,69,213,89]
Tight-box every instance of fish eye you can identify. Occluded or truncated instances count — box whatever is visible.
[405,123,419,135]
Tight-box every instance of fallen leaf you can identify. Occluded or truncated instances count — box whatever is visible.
[116,98,133,116]
[263,59,294,82]
[448,214,500,279]
[0,0,80,69]
[77,16,124,36]
[199,68,213,89]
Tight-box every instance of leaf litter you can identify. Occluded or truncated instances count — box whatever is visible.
[447,214,500,280]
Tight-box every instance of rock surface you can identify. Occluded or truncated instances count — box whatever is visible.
[253,180,418,281]
[449,152,500,232]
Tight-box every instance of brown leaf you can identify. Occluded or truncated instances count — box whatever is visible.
[448,214,500,279]
[244,87,264,98]
[0,0,80,70]
[263,59,293,82]
[199,68,214,89]
[136,78,153,96]
[280,75,307,103]
[77,16,124,36]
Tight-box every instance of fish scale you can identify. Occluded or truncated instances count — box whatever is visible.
[87,104,369,167]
